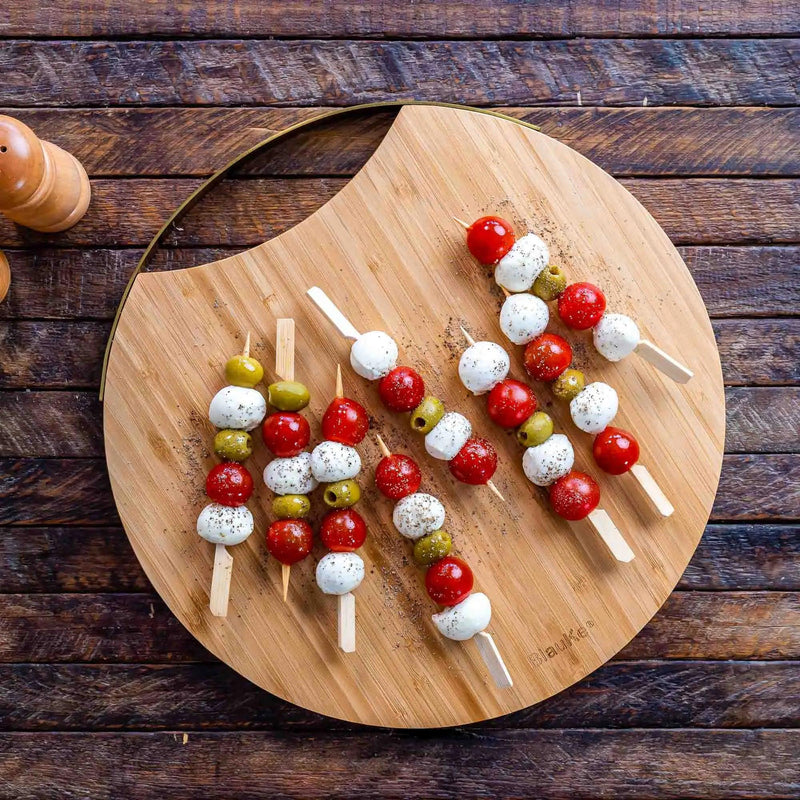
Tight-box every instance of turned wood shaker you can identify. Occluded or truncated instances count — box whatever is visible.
[0,115,91,232]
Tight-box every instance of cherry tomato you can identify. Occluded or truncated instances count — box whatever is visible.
[466,215,515,265]
[322,396,369,445]
[593,426,640,475]
[378,366,425,412]
[205,462,253,506]
[266,519,313,564]
[523,333,572,382]
[262,411,310,457]
[320,509,367,552]
[549,471,601,521]
[449,437,498,485]
[425,556,474,606]
[487,379,537,428]
[557,282,606,330]
[375,454,422,500]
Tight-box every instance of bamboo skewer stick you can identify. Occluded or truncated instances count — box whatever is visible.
[276,318,295,603]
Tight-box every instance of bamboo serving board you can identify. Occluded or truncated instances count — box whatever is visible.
[103,105,725,728]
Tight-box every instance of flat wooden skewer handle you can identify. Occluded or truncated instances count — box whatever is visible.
[307,286,361,340]
[276,319,295,602]
[338,593,356,653]
[474,631,513,689]
[631,464,675,517]
[587,509,635,563]
[635,339,693,384]
[209,543,233,617]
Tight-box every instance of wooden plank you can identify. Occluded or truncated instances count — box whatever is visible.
[4,108,799,178]
[724,388,800,452]
[2,523,795,594]
[3,319,795,391]
[0,730,797,799]
[1,40,798,108]
[0,591,795,663]
[0,661,795,732]
[0,178,797,248]
[3,246,796,322]
[3,1,799,38]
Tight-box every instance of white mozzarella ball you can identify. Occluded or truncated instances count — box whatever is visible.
[263,451,318,495]
[349,331,398,380]
[310,441,361,482]
[425,412,472,461]
[316,552,365,595]
[494,233,549,292]
[392,492,446,540]
[458,341,510,395]
[432,592,492,640]
[208,386,266,431]
[522,433,574,487]
[570,382,619,434]
[499,292,550,345]
[196,503,254,546]
[593,313,641,362]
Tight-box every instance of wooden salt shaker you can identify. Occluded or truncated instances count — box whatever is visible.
[0,115,90,232]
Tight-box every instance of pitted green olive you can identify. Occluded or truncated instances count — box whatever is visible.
[324,479,361,508]
[213,429,253,461]
[268,380,310,411]
[409,396,445,434]
[272,494,311,519]
[532,265,567,301]
[517,412,554,447]
[552,368,585,401]
[413,530,452,567]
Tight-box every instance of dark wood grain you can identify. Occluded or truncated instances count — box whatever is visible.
[4,2,800,38]
[0,729,797,800]
[6,107,800,177]
[2,523,795,595]
[1,40,798,108]
[0,661,795,732]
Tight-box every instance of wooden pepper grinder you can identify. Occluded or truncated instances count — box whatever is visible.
[0,115,91,232]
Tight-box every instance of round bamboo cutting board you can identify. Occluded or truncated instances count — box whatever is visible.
[103,105,725,728]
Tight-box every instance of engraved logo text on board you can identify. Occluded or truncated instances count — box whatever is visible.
[529,619,595,667]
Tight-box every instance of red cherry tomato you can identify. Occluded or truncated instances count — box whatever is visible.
[549,471,601,521]
[486,379,537,428]
[205,462,253,506]
[375,454,422,500]
[593,426,640,475]
[557,282,607,330]
[321,396,369,445]
[262,412,310,457]
[320,509,367,552]
[425,556,474,606]
[466,215,516,265]
[378,366,425,412]
[449,437,498,485]
[266,519,313,565]
[523,333,573,382]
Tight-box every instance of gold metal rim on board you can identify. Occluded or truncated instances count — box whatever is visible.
[99,101,540,400]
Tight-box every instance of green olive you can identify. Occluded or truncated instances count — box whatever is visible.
[272,494,311,519]
[532,265,567,301]
[268,380,310,411]
[552,368,585,401]
[213,429,253,461]
[410,396,445,434]
[413,530,452,567]
[225,354,264,388]
[324,479,361,508]
[517,412,554,447]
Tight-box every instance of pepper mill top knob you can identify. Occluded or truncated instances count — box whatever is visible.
[0,115,90,233]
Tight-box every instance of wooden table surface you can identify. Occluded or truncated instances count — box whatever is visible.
[0,4,798,798]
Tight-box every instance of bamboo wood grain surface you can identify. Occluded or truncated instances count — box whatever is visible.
[0,1,798,795]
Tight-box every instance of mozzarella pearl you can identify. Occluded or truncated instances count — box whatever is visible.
[458,341,510,395]
[196,502,254,545]
[522,433,574,487]
[208,385,266,431]
[570,382,619,434]
[424,412,472,461]
[310,440,362,482]
[392,492,446,540]
[499,293,550,345]
[350,331,398,380]
[432,592,492,641]
[593,313,641,362]
[316,552,365,595]
[263,451,318,495]
[494,233,549,292]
